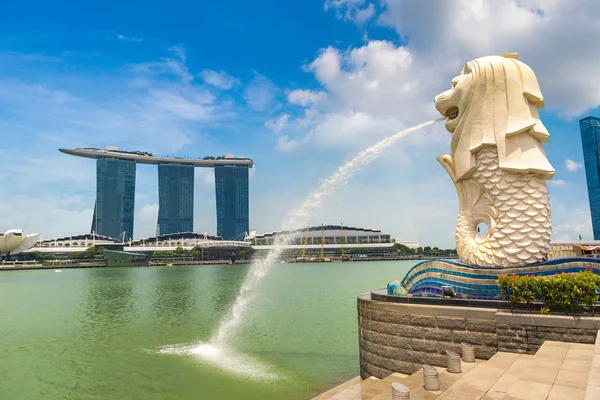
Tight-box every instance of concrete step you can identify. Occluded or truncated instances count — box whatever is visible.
[480,354,534,400]
[311,376,362,400]
[433,352,520,400]
[370,360,482,400]
[329,376,387,400]
[381,372,410,383]
[406,360,481,400]
[315,336,600,400]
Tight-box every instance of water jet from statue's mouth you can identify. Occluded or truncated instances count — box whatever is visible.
[446,106,459,120]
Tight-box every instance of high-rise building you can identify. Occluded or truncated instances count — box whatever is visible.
[157,163,194,235]
[60,147,253,241]
[215,165,249,240]
[580,116,600,240]
[91,157,136,241]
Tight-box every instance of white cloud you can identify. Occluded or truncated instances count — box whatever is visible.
[117,34,143,43]
[287,89,326,106]
[325,0,376,24]
[274,1,600,154]
[551,207,593,242]
[0,48,243,239]
[0,46,233,154]
[549,179,566,186]
[565,159,583,172]
[199,69,239,90]
[265,114,289,134]
[0,195,93,238]
[271,40,440,152]
[134,204,159,238]
[243,73,279,111]
[195,168,215,188]
[376,0,600,117]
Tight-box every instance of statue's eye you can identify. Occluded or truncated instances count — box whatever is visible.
[451,76,460,88]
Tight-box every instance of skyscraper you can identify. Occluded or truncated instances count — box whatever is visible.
[580,116,600,239]
[157,163,194,235]
[61,147,253,241]
[215,165,249,240]
[91,157,136,240]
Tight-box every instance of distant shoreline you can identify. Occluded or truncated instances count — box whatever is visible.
[0,256,458,272]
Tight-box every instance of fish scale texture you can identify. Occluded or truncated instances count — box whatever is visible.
[456,146,552,267]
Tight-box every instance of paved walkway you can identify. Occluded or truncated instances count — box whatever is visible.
[313,334,600,400]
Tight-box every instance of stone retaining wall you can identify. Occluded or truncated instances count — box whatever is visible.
[358,293,600,379]
[495,312,600,354]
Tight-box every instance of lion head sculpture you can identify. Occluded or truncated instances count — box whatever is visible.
[434,53,555,182]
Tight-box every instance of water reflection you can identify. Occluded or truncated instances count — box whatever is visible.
[152,267,196,318]
[82,268,135,327]
[202,265,247,315]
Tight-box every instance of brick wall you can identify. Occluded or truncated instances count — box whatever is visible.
[358,294,600,379]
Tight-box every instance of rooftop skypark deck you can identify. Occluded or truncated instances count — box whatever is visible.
[59,147,254,167]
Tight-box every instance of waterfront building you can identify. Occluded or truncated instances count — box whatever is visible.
[250,225,393,247]
[215,165,249,241]
[580,116,600,240]
[247,225,411,260]
[157,163,194,235]
[0,229,40,257]
[20,231,250,262]
[92,157,136,241]
[59,147,253,240]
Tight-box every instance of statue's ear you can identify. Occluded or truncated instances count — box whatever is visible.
[502,58,548,139]
[519,61,544,108]
[500,52,519,59]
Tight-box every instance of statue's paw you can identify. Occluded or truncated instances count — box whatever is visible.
[387,280,407,296]
[437,154,457,182]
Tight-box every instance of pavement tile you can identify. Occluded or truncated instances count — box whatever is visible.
[555,368,590,389]
[505,381,552,400]
[565,348,595,362]
[546,385,586,400]
[562,359,593,373]
[517,366,559,385]
[589,367,600,387]
[331,388,377,400]
[312,377,363,400]
[485,356,534,398]
[585,385,600,400]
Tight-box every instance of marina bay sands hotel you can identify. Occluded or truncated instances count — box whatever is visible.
[59,147,253,241]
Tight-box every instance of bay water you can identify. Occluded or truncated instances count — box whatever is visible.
[0,261,415,400]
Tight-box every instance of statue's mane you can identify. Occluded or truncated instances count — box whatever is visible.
[451,54,555,181]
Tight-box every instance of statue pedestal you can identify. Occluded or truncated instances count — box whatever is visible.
[397,258,600,299]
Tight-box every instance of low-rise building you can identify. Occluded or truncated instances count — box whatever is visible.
[247,225,416,260]
[548,241,600,260]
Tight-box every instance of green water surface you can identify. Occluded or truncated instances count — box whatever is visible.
[0,261,414,400]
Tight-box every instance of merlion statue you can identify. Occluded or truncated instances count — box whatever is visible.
[434,53,555,267]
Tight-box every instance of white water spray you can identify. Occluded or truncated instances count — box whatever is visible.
[161,118,443,380]
[212,117,444,346]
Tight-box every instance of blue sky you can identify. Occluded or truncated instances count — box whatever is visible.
[1,0,599,248]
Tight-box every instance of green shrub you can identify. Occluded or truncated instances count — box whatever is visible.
[497,270,600,314]
[498,274,538,311]
[576,270,600,310]
[538,273,577,313]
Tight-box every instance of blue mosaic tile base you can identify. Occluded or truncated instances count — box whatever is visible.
[396,258,600,299]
